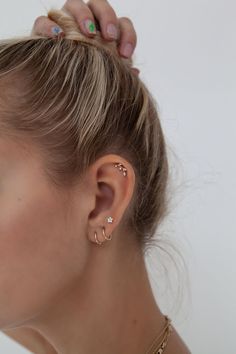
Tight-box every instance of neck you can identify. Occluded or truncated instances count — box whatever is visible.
[23,234,186,354]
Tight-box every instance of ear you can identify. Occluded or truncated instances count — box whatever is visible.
[85,154,136,245]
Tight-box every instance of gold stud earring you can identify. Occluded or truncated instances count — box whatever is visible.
[107,216,114,224]
[114,163,127,177]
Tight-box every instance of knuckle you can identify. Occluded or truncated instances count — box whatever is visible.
[86,0,94,5]
[87,0,106,4]
[107,12,118,26]
[63,0,73,10]
[33,16,45,28]
[88,0,117,22]
[65,0,92,18]
[105,5,117,19]
[65,0,76,5]
[64,0,80,12]
[119,17,137,43]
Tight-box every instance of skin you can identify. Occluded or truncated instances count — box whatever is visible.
[0,136,191,354]
[1,1,191,353]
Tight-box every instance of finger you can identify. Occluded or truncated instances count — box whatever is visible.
[31,15,65,37]
[131,67,140,76]
[87,0,120,41]
[62,0,97,37]
[117,17,137,58]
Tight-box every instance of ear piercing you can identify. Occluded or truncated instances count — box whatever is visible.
[107,216,114,223]
[94,217,114,245]
[114,162,127,177]
[93,162,127,245]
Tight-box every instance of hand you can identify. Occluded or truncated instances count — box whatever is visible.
[31,0,140,76]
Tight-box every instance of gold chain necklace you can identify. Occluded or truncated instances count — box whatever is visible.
[144,315,173,354]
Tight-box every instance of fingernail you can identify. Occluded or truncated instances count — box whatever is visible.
[52,26,64,37]
[121,43,134,58]
[107,23,118,39]
[83,19,96,34]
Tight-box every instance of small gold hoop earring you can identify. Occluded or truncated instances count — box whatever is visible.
[94,231,103,245]
[102,226,112,241]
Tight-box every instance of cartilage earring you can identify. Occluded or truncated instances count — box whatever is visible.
[114,163,127,177]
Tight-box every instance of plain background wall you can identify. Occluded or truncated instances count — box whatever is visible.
[0,0,235,353]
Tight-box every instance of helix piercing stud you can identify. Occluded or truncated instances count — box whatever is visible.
[114,163,127,177]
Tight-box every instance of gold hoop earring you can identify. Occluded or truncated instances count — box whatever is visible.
[102,226,112,241]
[94,231,103,245]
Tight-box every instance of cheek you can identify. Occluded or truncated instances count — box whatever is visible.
[0,185,82,328]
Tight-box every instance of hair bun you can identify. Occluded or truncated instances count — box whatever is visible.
[47,8,133,69]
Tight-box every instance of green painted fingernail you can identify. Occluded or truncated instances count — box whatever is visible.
[89,22,95,32]
[83,19,96,34]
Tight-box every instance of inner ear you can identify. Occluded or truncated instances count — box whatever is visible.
[98,181,114,198]
[97,181,114,209]
[89,181,114,219]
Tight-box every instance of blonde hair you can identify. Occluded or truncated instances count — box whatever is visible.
[0,9,169,249]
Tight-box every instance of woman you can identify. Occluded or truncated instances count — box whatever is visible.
[0,1,191,353]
